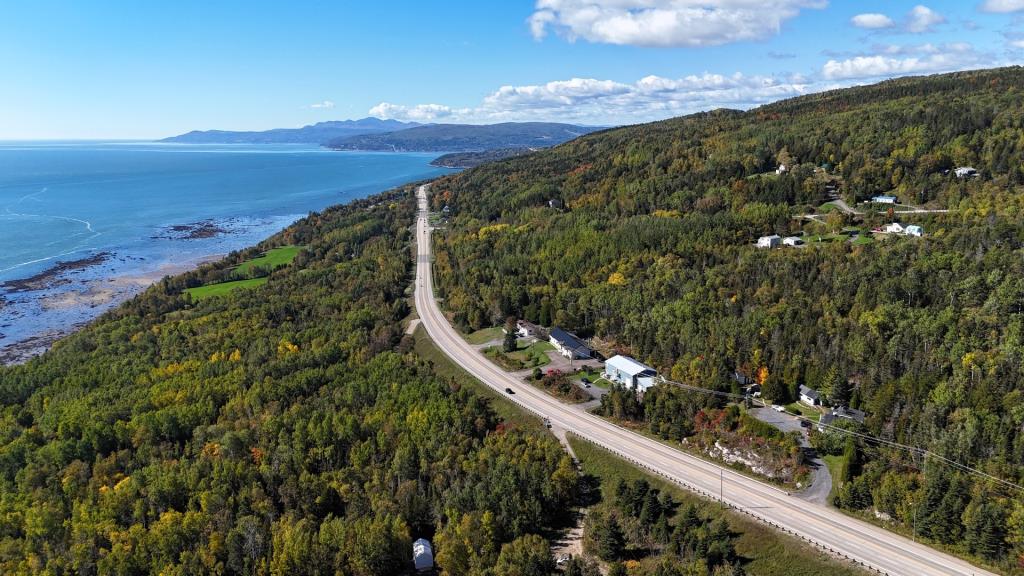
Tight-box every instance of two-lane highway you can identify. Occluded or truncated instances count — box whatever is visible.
[413,184,995,576]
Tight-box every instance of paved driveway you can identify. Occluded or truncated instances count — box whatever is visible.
[749,407,832,505]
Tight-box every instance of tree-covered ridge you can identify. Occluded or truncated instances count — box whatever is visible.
[0,189,578,575]
[429,67,1024,570]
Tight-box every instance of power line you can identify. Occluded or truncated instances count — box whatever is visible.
[640,375,1024,493]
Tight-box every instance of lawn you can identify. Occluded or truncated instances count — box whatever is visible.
[574,368,606,388]
[786,402,821,422]
[569,437,867,576]
[851,234,874,245]
[234,245,303,276]
[185,277,268,300]
[464,326,505,345]
[412,325,542,430]
[483,339,553,370]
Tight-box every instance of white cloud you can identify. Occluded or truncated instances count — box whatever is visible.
[309,100,335,109]
[370,73,813,125]
[368,102,460,122]
[1010,39,1024,48]
[851,13,895,29]
[906,5,945,33]
[527,0,827,47]
[979,0,1024,13]
[822,42,984,80]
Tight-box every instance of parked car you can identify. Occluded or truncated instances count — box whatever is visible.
[800,419,812,428]
[581,376,591,384]
[505,388,514,394]
[583,383,592,388]
[772,405,785,412]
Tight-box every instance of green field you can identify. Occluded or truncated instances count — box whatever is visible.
[185,277,268,300]
[234,245,303,276]
[464,326,505,345]
[570,437,867,576]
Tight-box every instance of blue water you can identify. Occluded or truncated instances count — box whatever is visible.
[0,141,449,357]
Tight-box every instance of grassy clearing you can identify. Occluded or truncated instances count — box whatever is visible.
[185,277,267,300]
[786,403,822,422]
[570,437,867,576]
[574,368,605,388]
[483,339,553,370]
[412,325,542,431]
[823,454,843,503]
[463,326,504,345]
[234,245,303,276]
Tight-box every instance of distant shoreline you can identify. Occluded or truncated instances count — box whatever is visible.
[0,253,222,366]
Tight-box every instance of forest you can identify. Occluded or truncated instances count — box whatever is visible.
[0,187,586,575]
[429,67,1024,572]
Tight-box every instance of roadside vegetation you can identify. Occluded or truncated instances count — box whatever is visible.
[430,67,1024,571]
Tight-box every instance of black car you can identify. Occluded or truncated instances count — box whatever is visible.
[581,376,591,384]
[505,387,514,394]
[800,419,812,428]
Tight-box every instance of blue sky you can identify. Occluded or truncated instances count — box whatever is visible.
[1,0,1023,138]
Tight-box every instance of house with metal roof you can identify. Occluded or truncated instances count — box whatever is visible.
[549,327,592,359]
[605,355,658,390]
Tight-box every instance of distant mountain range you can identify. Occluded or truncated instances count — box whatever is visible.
[160,118,420,144]
[325,122,602,152]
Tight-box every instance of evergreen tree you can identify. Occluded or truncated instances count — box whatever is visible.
[503,317,519,353]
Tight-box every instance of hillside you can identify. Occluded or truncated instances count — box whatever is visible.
[430,147,535,168]
[429,66,1024,572]
[161,117,419,143]
[325,122,602,152]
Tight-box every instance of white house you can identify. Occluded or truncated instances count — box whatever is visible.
[515,320,545,339]
[782,236,805,247]
[955,167,978,178]
[799,385,822,406]
[905,224,923,237]
[413,538,433,572]
[871,195,898,204]
[883,223,906,235]
[549,327,592,359]
[757,235,781,248]
[776,164,788,175]
[605,355,658,390]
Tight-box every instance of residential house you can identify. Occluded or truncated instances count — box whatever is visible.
[883,223,906,235]
[776,164,788,175]
[782,236,805,247]
[799,385,821,406]
[515,320,546,339]
[549,327,592,359]
[757,234,781,248]
[605,355,658,391]
[955,167,978,178]
[818,406,866,432]
[905,224,923,237]
[871,195,898,204]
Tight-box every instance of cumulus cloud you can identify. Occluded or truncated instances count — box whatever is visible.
[369,73,813,125]
[1010,39,1024,49]
[979,0,1024,12]
[822,42,985,80]
[527,0,827,47]
[368,102,460,122]
[309,100,335,109]
[851,13,895,29]
[906,5,945,32]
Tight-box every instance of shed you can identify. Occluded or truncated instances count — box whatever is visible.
[954,167,978,178]
[757,235,781,248]
[413,538,433,572]
[782,236,805,247]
